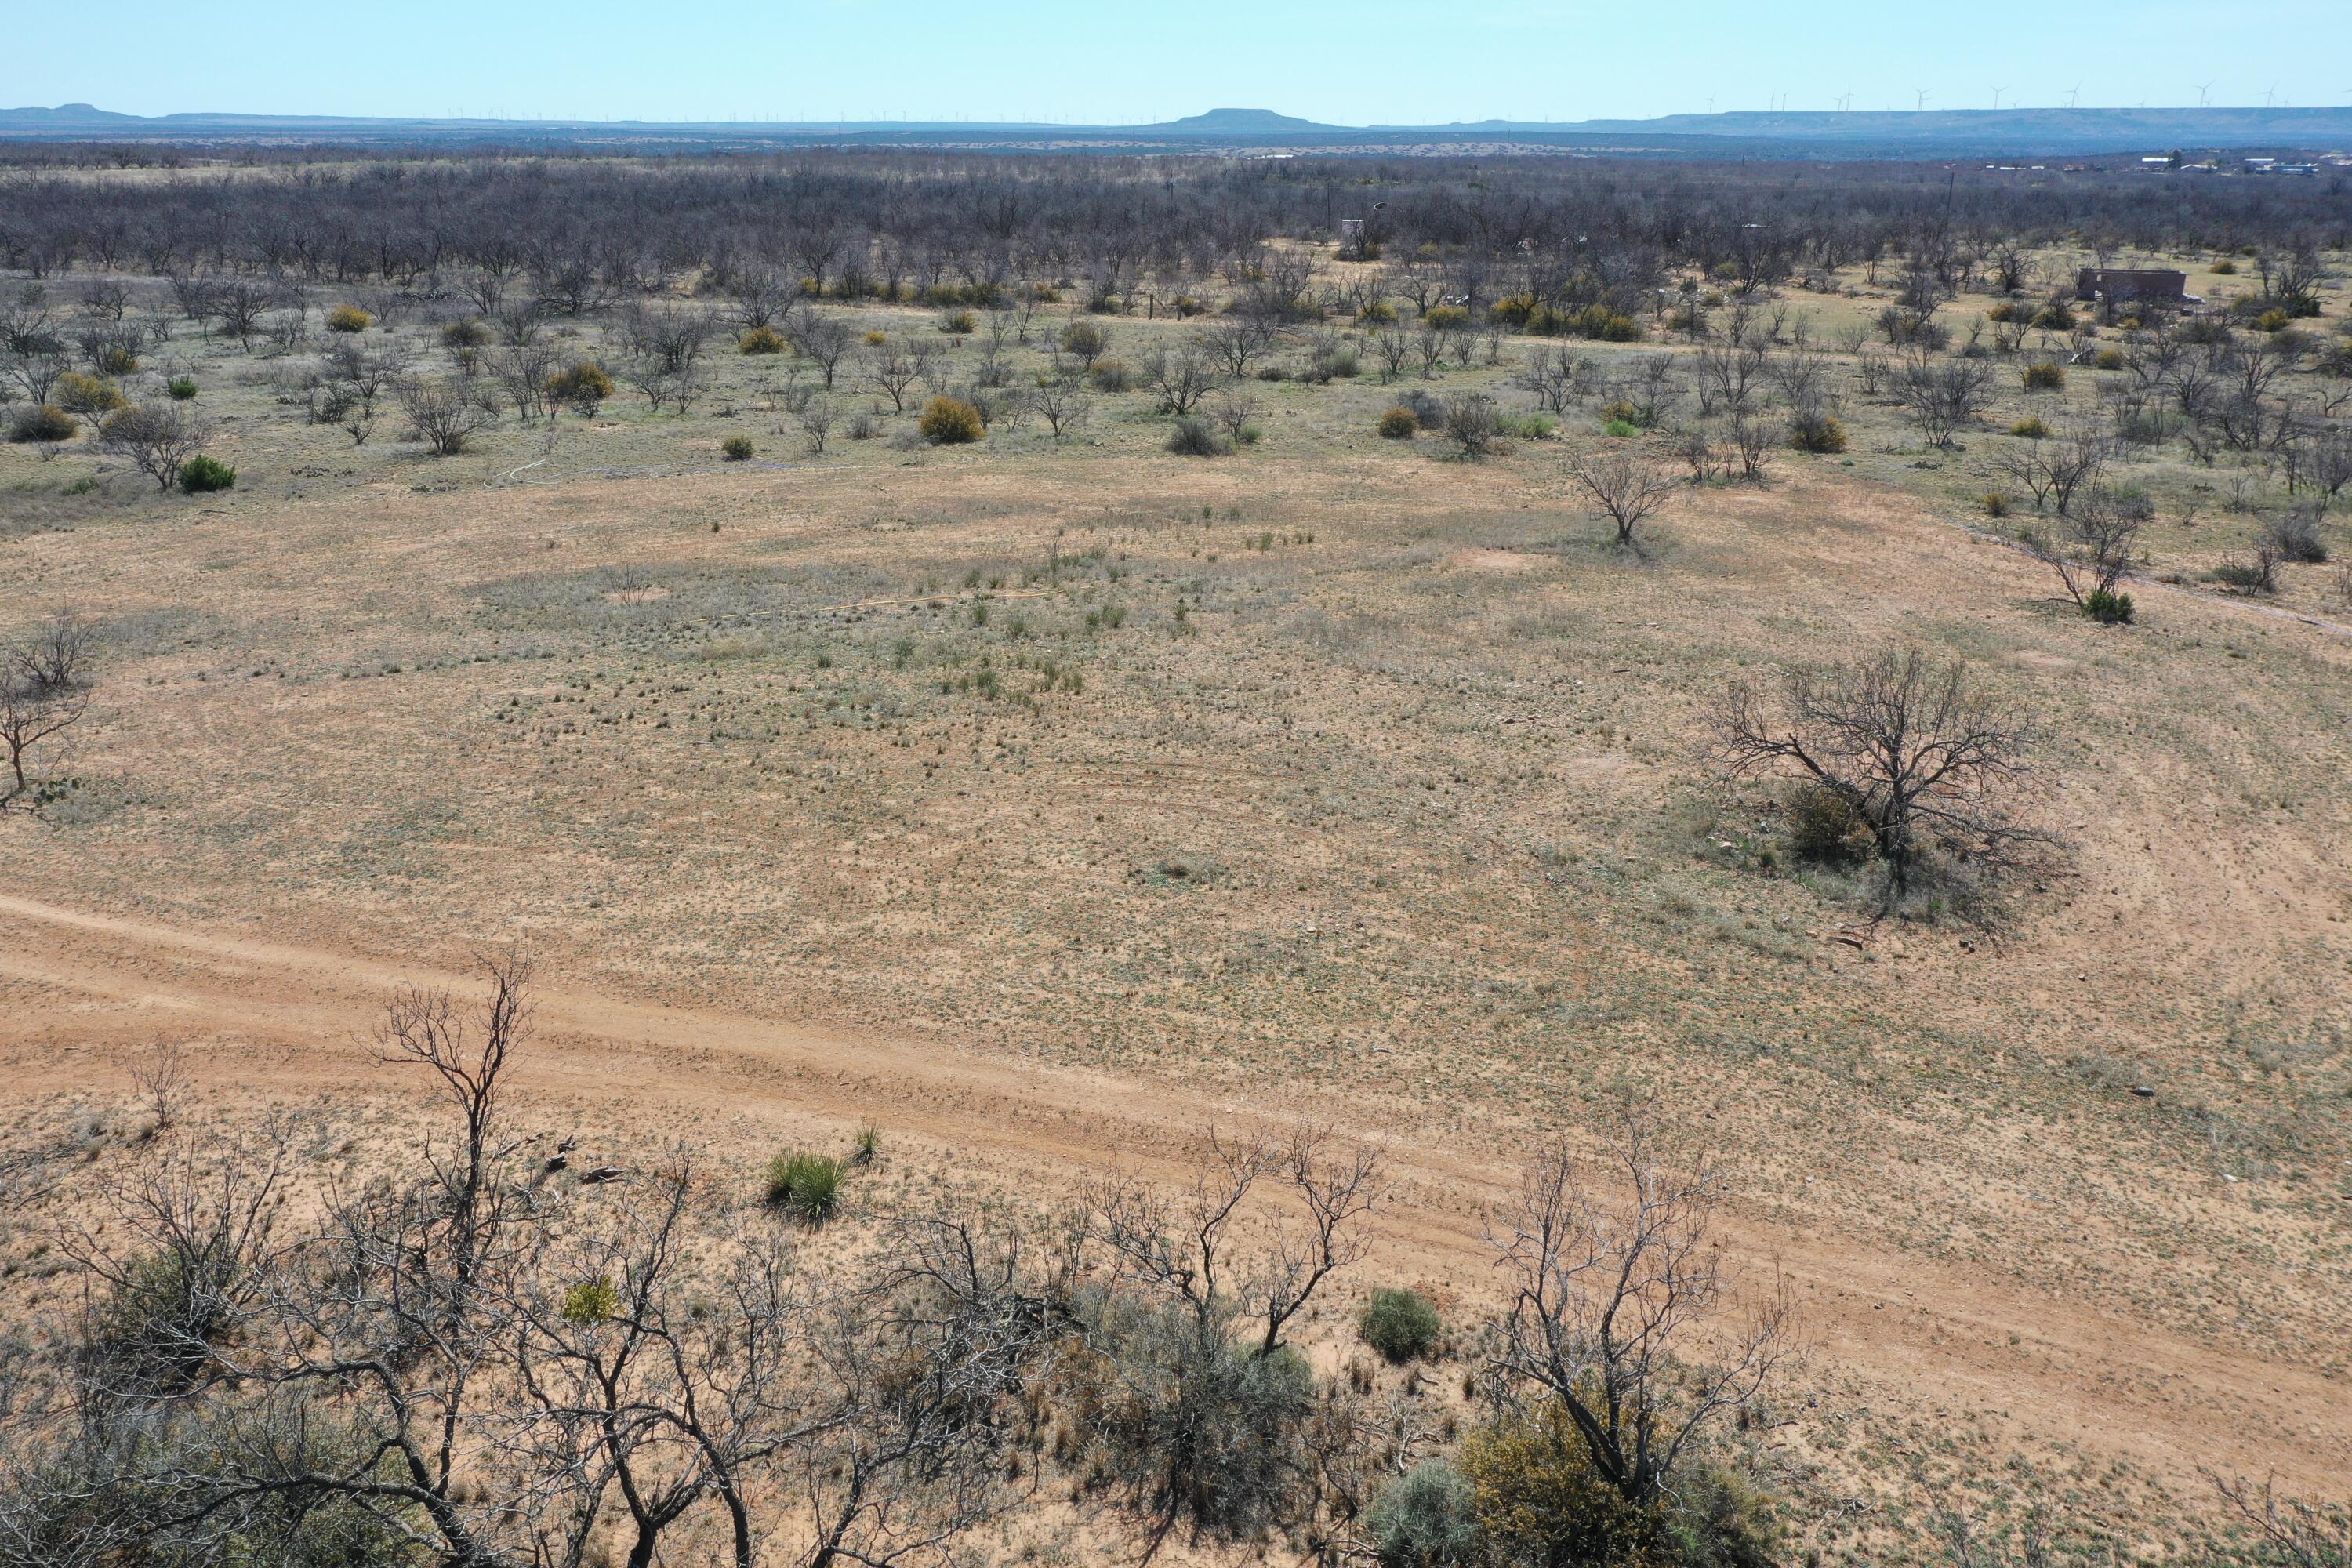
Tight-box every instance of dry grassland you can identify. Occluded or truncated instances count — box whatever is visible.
[1,252,2347,1560]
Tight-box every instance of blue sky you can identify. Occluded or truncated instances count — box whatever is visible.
[6,0,2349,124]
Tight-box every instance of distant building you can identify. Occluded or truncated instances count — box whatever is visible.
[2074,267,2191,304]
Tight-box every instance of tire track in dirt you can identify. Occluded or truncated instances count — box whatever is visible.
[0,891,2343,1497]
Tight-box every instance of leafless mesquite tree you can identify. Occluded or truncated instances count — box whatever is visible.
[1715,644,2054,904]
[1565,447,1679,546]
[1486,1119,1795,1508]
[1085,1127,1381,1359]
[0,612,91,811]
[99,402,212,489]
[1032,380,1091,440]
[1998,429,2108,514]
[1142,345,1221,416]
[1896,352,1991,448]
[130,1043,192,1129]
[396,374,497,456]
[790,313,856,389]
[1071,1128,1381,1556]
[2024,493,2142,612]
[1442,392,1499,458]
[797,396,837,454]
[2209,1475,2351,1568]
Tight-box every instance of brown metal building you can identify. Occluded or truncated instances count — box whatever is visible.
[2074,267,2191,303]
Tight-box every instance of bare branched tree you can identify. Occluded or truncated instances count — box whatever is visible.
[1565,448,1679,546]
[2211,1475,2350,1568]
[1,613,93,813]
[1896,352,1991,448]
[1715,644,2055,906]
[2025,491,2141,615]
[60,1126,291,1402]
[395,375,496,456]
[129,1043,191,1130]
[98,403,212,490]
[1486,1119,1795,1508]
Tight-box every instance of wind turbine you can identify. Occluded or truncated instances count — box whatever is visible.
[2195,82,2213,107]
[1838,88,1855,112]
[2263,84,2278,107]
[1991,85,2008,110]
[1915,89,1929,111]
[2067,83,2082,109]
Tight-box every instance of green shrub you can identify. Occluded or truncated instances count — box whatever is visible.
[2265,510,2328,564]
[91,1247,238,1390]
[561,1277,619,1326]
[1602,418,1640,439]
[1787,408,1847,453]
[1061,1294,1317,1542]
[720,434,754,461]
[547,361,615,415]
[1660,1463,1783,1568]
[739,325,786,354]
[1984,302,2017,323]
[1087,357,1133,392]
[938,308,977,336]
[920,396,985,445]
[9,405,78,442]
[1492,292,1539,327]
[1461,1408,1663,1568]
[2022,360,2066,390]
[1575,305,1642,341]
[1359,1287,1442,1362]
[1599,397,1640,426]
[2256,308,2290,333]
[1788,783,1871,865]
[1396,389,1445,429]
[1060,319,1109,364]
[441,318,488,347]
[1497,411,1556,440]
[2094,347,2125,370]
[96,345,140,376]
[55,371,127,420]
[2009,415,2050,438]
[326,304,372,333]
[1424,304,1471,330]
[2084,587,2135,624]
[1378,406,1419,439]
[1358,299,1399,325]
[1167,416,1230,457]
[179,455,236,493]
[2029,303,2075,330]
[1367,1460,1478,1568]
[1980,492,2009,518]
[764,1151,844,1224]
[2210,258,2238,275]
[854,1123,880,1163]
[166,376,198,401]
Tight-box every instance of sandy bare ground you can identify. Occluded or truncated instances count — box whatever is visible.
[3,887,2343,1508]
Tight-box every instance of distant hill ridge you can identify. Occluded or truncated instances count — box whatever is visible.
[5,102,2350,155]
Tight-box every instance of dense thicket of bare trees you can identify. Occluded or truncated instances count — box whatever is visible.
[1,149,2341,325]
